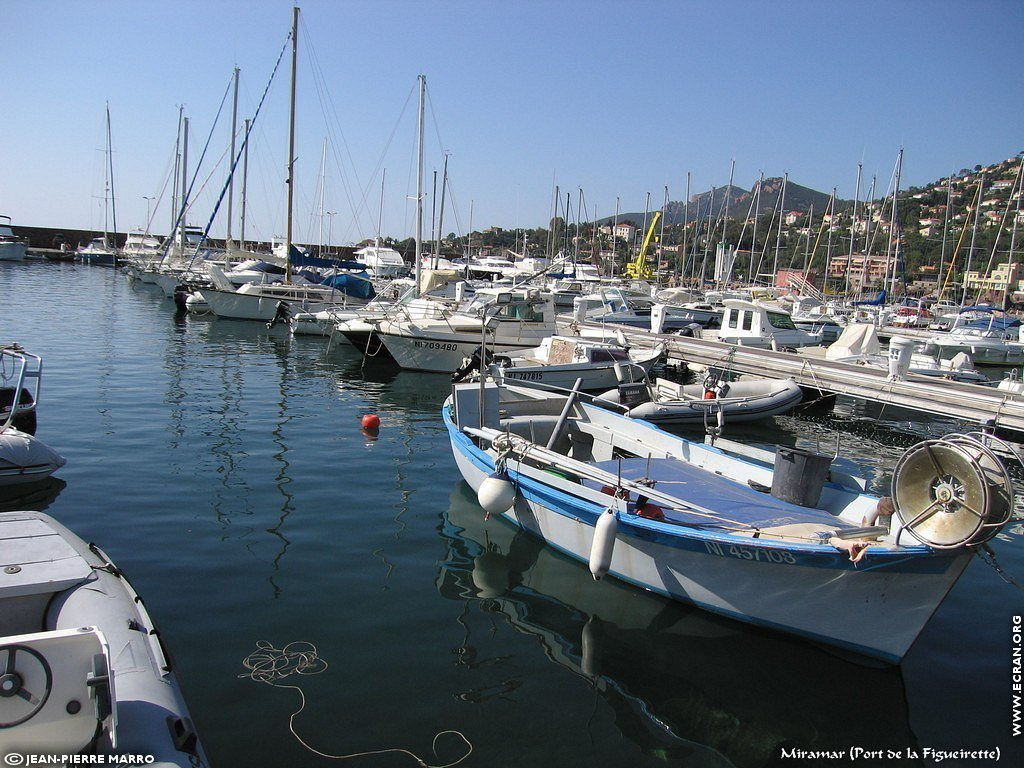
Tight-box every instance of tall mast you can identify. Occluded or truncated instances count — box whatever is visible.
[179,117,189,256]
[748,172,763,285]
[771,173,788,285]
[171,106,183,240]
[680,172,690,283]
[106,102,118,249]
[612,196,619,279]
[658,185,668,276]
[437,152,449,265]
[938,173,953,298]
[226,66,239,250]
[886,148,903,297]
[285,5,298,284]
[962,173,986,306]
[376,168,386,247]
[846,164,861,297]
[240,117,250,250]
[413,74,425,293]
[317,137,327,255]
[721,158,736,250]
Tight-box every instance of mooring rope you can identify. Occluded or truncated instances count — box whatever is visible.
[240,641,473,767]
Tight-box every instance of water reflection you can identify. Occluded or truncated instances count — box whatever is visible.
[437,482,920,767]
[0,476,67,513]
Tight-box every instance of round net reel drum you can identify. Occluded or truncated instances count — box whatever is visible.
[891,433,1015,548]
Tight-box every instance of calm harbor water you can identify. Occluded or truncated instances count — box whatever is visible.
[2,260,1022,767]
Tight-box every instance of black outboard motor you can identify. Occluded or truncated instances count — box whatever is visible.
[266,301,292,329]
[451,348,513,382]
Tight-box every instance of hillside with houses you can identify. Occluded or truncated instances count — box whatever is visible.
[451,153,1023,302]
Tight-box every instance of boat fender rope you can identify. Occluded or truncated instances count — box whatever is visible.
[241,641,473,767]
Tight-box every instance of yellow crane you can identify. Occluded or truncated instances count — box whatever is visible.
[624,210,662,280]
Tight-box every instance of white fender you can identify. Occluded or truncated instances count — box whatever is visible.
[589,508,618,581]
[477,470,515,516]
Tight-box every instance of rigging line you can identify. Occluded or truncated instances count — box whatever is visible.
[186,29,292,265]
[981,159,1024,278]
[300,36,363,238]
[171,73,233,248]
[328,85,416,245]
[300,15,397,244]
[938,179,983,301]
[330,88,416,245]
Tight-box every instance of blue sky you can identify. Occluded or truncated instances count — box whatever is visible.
[3,0,1022,247]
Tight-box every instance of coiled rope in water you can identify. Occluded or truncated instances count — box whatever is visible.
[240,641,472,767]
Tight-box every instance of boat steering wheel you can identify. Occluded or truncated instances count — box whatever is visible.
[0,644,52,727]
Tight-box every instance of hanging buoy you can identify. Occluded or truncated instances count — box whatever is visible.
[477,470,515,516]
[589,508,618,581]
[703,389,716,400]
[361,414,381,430]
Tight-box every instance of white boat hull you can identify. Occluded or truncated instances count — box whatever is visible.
[0,428,66,485]
[444,399,976,663]
[377,327,550,373]
[198,287,339,321]
[0,242,27,261]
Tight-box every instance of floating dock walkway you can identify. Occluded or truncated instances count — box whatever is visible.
[582,322,1024,437]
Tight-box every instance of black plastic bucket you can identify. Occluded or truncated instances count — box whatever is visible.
[771,445,832,507]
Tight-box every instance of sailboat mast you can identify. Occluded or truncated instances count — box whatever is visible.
[437,152,449,266]
[938,174,952,297]
[612,196,619,279]
[376,168,386,247]
[886,148,903,297]
[285,5,299,284]
[317,137,327,255]
[771,173,788,285]
[180,117,189,256]
[962,173,986,306]
[240,118,250,251]
[170,106,183,241]
[413,74,425,294]
[106,103,117,250]
[748,172,763,285]
[681,173,690,284]
[658,186,668,276]
[846,164,861,298]
[226,67,239,249]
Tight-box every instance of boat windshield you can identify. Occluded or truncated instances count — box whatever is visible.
[767,311,797,330]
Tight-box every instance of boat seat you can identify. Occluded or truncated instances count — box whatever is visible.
[0,516,92,600]
[0,627,113,754]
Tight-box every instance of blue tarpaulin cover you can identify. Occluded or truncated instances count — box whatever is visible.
[584,457,844,529]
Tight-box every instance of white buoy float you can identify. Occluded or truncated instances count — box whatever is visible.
[589,507,618,580]
[477,469,516,517]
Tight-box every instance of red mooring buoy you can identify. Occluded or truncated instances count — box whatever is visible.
[361,414,381,430]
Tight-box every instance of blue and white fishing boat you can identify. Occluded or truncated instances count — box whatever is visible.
[444,379,1018,662]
